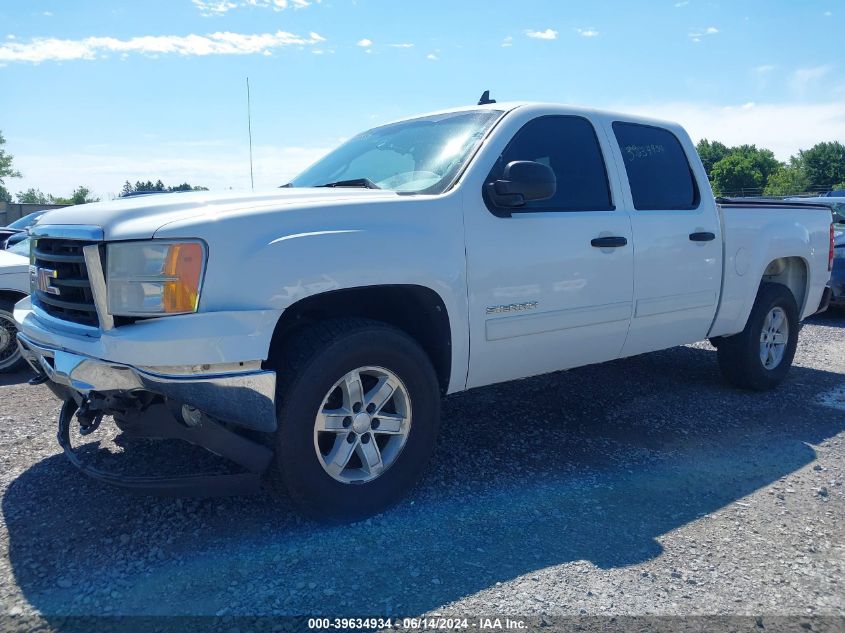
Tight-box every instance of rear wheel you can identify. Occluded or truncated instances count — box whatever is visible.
[268,319,441,521]
[0,300,25,374]
[716,282,799,390]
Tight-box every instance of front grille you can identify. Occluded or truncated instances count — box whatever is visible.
[32,238,100,327]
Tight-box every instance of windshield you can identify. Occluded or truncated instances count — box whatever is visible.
[6,212,44,230]
[288,110,503,194]
[830,202,845,226]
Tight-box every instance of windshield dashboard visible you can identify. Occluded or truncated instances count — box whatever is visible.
[288,110,504,195]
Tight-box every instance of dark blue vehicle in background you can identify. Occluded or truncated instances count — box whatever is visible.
[833,222,844,309]
[788,197,845,309]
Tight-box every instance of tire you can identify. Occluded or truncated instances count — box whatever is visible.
[716,282,799,391]
[0,299,25,374]
[267,319,441,521]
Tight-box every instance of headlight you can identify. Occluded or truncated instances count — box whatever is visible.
[106,241,206,316]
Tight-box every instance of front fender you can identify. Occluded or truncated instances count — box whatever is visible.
[155,195,470,390]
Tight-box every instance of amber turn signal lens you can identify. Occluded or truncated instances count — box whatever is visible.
[162,242,204,313]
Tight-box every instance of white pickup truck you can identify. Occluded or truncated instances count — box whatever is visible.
[14,101,835,520]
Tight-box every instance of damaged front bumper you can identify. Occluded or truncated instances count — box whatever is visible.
[55,398,273,496]
[17,333,277,496]
[16,333,278,433]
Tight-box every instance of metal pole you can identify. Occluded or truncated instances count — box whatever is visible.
[247,77,254,191]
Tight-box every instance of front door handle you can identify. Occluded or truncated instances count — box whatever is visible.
[689,231,716,242]
[591,236,628,248]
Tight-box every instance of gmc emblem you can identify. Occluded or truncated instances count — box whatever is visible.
[31,265,60,296]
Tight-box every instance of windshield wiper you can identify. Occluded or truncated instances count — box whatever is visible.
[316,178,381,190]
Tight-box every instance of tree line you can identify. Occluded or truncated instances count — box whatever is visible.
[15,186,99,205]
[0,130,206,207]
[696,139,845,197]
[121,180,208,196]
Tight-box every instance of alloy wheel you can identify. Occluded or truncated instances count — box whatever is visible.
[759,306,789,370]
[313,366,412,484]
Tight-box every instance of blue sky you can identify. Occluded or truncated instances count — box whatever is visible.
[0,0,842,199]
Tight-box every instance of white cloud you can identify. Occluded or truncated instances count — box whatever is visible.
[576,27,599,38]
[0,30,326,63]
[356,38,372,47]
[524,28,558,40]
[426,53,438,60]
[790,65,833,97]
[688,26,718,42]
[42,11,54,16]
[193,0,238,15]
[193,0,312,16]
[389,43,414,48]
[824,11,832,16]
[751,65,776,90]
[674,1,689,6]
[614,101,845,160]
[501,35,513,47]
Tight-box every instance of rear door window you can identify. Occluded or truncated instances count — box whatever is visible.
[612,122,700,210]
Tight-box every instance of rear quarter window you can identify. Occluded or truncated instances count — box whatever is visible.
[612,122,700,211]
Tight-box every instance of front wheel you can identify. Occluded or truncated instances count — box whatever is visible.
[268,319,441,521]
[716,282,799,390]
[0,300,25,374]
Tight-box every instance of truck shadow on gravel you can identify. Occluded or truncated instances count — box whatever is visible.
[0,369,32,387]
[808,310,845,328]
[3,344,844,617]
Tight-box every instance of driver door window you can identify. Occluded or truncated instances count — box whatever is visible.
[485,115,614,214]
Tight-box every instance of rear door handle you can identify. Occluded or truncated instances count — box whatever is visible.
[689,232,716,242]
[591,236,628,248]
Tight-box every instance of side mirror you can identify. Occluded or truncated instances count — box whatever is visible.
[486,160,556,211]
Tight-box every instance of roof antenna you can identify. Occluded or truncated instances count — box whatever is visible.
[477,90,496,106]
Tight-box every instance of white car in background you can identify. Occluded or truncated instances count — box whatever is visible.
[0,238,30,372]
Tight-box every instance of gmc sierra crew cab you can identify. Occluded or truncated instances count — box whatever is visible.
[14,101,835,520]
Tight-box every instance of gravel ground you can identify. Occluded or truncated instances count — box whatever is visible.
[0,312,843,627]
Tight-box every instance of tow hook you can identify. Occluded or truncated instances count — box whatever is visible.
[76,399,104,436]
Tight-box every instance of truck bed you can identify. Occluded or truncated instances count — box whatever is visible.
[709,198,833,339]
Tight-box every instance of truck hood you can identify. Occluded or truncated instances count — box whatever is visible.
[31,188,401,241]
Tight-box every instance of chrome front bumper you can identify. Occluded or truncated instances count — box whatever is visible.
[16,334,278,432]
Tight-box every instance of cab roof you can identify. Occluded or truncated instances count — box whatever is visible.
[384,101,686,134]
